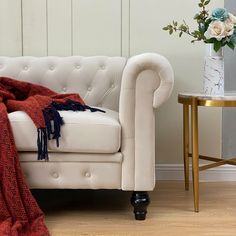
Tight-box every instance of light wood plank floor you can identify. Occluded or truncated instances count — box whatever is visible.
[32,181,236,236]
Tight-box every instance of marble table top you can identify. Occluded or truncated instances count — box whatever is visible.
[179,92,236,101]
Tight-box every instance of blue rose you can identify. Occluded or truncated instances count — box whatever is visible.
[212,8,229,21]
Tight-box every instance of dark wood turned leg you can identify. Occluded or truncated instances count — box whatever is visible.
[130,191,150,220]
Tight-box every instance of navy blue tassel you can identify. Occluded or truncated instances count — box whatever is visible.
[37,100,105,161]
[51,100,105,113]
[37,128,49,161]
[43,106,64,147]
[84,105,105,113]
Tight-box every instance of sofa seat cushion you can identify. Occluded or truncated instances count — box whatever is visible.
[8,108,121,154]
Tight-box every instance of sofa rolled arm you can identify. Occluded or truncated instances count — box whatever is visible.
[119,53,174,191]
[121,53,174,109]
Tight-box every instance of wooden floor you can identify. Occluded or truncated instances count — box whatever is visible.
[32,181,236,236]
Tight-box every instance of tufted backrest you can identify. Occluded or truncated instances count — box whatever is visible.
[0,56,127,111]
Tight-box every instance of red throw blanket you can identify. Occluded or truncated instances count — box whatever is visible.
[0,77,103,235]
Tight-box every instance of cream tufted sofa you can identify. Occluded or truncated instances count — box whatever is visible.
[0,53,174,220]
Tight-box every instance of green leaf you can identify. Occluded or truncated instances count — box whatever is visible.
[179,32,183,37]
[205,38,215,44]
[230,33,236,44]
[173,21,178,27]
[179,24,188,32]
[163,26,169,31]
[194,14,200,20]
[227,41,235,50]
[204,0,210,5]
[198,3,203,7]
[198,24,205,33]
[214,41,222,52]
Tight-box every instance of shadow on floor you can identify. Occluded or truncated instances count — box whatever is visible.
[31,189,132,214]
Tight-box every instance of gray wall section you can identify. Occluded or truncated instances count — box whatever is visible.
[222,0,236,158]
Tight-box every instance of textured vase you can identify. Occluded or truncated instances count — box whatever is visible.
[203,43,224,95]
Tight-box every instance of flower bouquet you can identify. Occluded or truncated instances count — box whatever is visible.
[163,0,236,95]
[163,0,236,52]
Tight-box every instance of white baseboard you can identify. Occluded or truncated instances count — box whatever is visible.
[156,164,236,182]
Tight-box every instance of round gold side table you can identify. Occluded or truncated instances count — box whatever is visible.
[178,92,236,212]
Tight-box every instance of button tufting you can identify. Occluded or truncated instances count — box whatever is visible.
[24,66,28,71]
[85,172,91,178]
[100,65,105,70]
[75,65,80,69]
[87,87,92,91]
[52,172,59,179]
[62,87,67,92]
[50,66,54,71]
[111,83,115,88]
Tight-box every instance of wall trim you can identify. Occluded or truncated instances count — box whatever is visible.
[156,164,236,182]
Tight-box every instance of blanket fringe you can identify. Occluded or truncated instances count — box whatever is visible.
[37,128,49,161]
[38,100,105,161]
[51,99,105,113]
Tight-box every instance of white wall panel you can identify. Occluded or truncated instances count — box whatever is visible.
[72,0,121,56]
[47,0,72,56]
[0,0,22,56]
[22,0,47,56]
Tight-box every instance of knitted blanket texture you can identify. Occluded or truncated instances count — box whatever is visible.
[0,77,102,235]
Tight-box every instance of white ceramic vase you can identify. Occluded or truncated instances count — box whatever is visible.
[203,43,224,95]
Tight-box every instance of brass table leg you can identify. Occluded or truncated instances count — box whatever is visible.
[183,104,189,191]
[191,97,199,212]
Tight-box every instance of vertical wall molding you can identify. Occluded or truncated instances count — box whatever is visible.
[21,0,23,56]
[121,0,130,57]
[46,0,49,56]
[71,0,74,56]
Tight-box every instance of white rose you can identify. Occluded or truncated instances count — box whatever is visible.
[205,21,227,40]
[224,18,235,36]
[228,13,236,24]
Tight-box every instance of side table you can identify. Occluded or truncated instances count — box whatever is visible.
[178,92,236,212]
